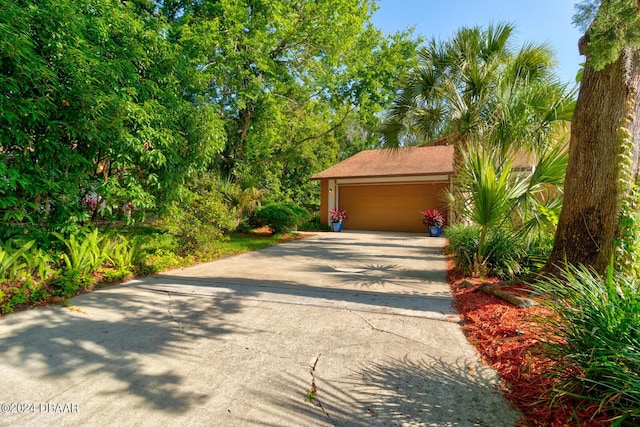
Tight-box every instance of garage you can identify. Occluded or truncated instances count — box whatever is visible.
[311,145,454,233]
[338,182,449,233]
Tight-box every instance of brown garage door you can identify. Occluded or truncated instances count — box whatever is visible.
[338,182,449,232]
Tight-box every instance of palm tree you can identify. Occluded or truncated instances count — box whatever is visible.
[381,22,574,220]
[451,136,569,277]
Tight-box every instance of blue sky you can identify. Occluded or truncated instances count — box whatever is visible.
[372,0,584,86]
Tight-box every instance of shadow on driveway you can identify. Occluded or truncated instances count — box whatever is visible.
[0,287,248,414]
[0,231,519,425]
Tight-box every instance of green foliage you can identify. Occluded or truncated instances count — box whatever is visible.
[447,143,565,276]
[298,213,332,231]
[52,229,107,295]
[381,22,573,153]
[0,0,224,235]
[101,235,137,281]
[255,203,309,233]
[574,0,640,70]
[0,240,35,283]
[0,240,58,312]
[285,204,312,225]
[169,0,418,206]
[2,286,29,314]
[445,224,552,279]
[614,98,640,279]
[0,224,304,312]
[534,263,640,421]
[0,0,419,235]
[134,232,185,275]
[24,247,57,285]
[157,182,237,255]
[216,174,266,223]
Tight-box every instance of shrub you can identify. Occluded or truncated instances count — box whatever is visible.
[445,224,552,279]
[158,189,237,254]
[444,224,479,276]
[286,204,312,224]
[255,203,309,233]
[533,264,640,423]
[298,213,331,231]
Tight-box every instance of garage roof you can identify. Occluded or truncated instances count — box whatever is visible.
[310,145,454,180]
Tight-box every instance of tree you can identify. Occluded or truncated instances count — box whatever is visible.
[0,0,224,236]
[381,22,573,218]
[545,0,640,275]
[165,0,419,207]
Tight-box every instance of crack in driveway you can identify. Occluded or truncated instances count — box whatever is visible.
[307,354,336,426]
[349,310,432,347]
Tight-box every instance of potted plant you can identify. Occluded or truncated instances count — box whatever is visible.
[422,209,444,237]
[330,208,347,232]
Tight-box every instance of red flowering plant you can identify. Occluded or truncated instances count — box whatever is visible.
[422,209,444,227]
[330,208,348,223]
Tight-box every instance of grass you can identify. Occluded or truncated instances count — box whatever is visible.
[217,233,298,254]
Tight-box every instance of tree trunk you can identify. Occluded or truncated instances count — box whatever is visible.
[449,133,467,224]
[545,44,640,275]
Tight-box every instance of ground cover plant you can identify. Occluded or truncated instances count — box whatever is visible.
[447,262,617,426]
[0,225,308,315]
[448,254,640,426]
[445,224,553,280]
[534,264,640,425]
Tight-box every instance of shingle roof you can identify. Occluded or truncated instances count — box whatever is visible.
[310,146,454,180]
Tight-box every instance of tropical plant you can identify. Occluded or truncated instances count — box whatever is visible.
[0,240,35,284]
[381,22,573,216]
[445,140,567,276]
[421,209,444,227]
[216,174,266,223]
[102,235,137,281]
[452,148,527,275]
[24,246,58,285]
[54,229,107,287]
[330,208,348,223]
[445,223,552,279]
[533,262,640,423]
[382,22,574,148]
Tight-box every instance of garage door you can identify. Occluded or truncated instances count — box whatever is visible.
[338,182,449,232]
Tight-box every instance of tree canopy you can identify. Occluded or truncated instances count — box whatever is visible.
[0,0,418,236]
[165,0,418,203]
[380,22,573,155]
[1,0,225,234]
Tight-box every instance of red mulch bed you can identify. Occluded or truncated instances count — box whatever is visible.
[446,259,615,426]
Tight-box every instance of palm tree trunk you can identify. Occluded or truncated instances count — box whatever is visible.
[450,137,468,224]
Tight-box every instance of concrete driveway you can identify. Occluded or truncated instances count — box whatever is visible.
[0,231,520,426]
